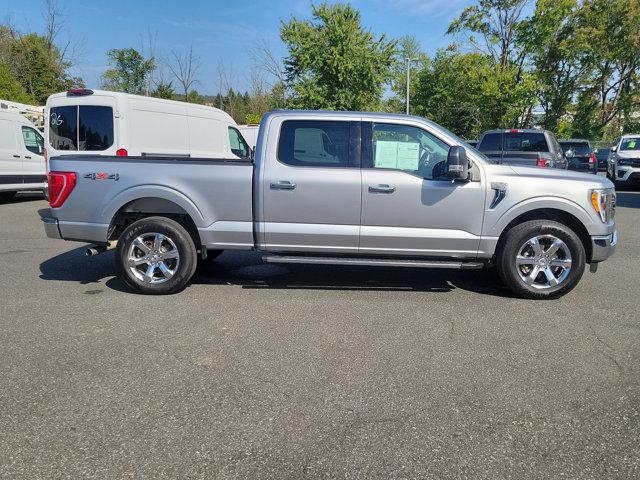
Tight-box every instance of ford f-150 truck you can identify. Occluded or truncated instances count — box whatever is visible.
[41,110,617,299]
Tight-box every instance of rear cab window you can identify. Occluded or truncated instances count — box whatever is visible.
[504,132,548,152]
[560,142,590,156]
[478,133,502,152]
[49,105,114,151]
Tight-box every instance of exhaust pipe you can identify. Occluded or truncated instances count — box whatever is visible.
[85,241,117,257]
[85,245,107,257]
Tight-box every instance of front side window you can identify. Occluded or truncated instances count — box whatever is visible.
[504,132,549,152]
[228,127,251,160]
[620,137,640,151]
[21,126,44,155]
[278,120,350,167]
[371,123,449,180]
[49,105,113,151]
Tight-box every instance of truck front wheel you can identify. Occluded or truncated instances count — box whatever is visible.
[497,220,586,299]
[115,216,198,294]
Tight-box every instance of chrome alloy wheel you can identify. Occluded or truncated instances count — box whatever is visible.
[515,235,572,290]
[127,233,180,284]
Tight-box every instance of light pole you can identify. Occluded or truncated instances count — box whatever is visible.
[405,57,417,115]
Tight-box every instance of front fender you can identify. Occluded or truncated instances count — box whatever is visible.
[487,196,598,237]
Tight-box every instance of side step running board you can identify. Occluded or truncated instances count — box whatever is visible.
[262,255,484,270]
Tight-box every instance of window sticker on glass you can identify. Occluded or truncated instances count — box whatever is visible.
[397,142,420,171]
[375,141,399,168]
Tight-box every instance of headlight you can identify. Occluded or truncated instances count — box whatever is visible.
[590,189,615,222]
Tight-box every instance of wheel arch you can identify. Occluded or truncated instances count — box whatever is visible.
[495,208,593,263]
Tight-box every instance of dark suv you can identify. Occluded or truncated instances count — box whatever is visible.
[559,139,597,174]
[477,129,567,169]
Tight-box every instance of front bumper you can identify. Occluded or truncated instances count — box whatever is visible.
[615,166,640,182]
[591,230,617,263]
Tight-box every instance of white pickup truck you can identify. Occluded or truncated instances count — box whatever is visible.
[41,110,617,299]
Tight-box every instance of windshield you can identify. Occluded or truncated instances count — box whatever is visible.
[620,137,640,151]
[560,142,590,156]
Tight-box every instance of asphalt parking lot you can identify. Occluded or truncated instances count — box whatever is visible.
[0,190,639,479]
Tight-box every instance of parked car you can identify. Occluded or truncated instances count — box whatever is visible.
[559,139,597,174]
[607,134,640,187]
[0,110,46,201]
[594,147,611,171]
[46,89,248,159]
[41,111,616,299]
[477,129,567,169]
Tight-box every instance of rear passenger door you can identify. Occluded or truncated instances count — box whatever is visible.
[0,119,21,180]
[261,119,362,253]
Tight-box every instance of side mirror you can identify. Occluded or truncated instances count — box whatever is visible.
[611,145,617,152]
[565,149,575,159]
[447,145,469,181]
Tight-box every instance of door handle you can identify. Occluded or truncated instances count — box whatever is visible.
[13,154,20,158]
[270,180,297,190]
[368,184,396,194]
[24,156,32,159]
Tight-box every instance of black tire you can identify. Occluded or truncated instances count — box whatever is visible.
[497,220,586,300]
[115,216,198,294]
[0,191,17,202]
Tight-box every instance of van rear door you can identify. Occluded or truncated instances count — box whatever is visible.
[48,94,118,157]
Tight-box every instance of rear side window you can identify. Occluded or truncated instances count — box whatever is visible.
[478,133,502,151]
[504,132,548,152]
[49,105,113,151]
[278,120,350,167]
[21,127,44,155]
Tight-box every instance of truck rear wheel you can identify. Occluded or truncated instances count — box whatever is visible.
[115,216,198,294]
[497,220,586,299]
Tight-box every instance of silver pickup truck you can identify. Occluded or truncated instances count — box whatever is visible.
[41,110,617,299]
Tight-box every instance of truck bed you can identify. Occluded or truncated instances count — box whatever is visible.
[47,155,255,249]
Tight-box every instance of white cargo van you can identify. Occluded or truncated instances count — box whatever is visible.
[0,110,46,201]
[45,89,250,159]
[238,124,259,149]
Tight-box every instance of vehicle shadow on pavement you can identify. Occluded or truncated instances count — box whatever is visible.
[40,248,515,297]
[615,191,640,208]
[1,192,45,204]
[194,251,515,298]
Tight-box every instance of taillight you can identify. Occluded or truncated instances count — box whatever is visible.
[66,89,94,96]
[589,153,596,164]
[116,148,128,157]
[536,155,549,168]
[48,171,77,208]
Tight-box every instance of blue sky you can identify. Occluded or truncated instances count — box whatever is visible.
[3,0,476,94]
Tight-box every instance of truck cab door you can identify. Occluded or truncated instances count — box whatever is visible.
[260,119,362,253]
[359,121,486,258]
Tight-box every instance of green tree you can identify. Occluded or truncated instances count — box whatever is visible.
[6,33,75,104]
[576,0,640,134]
[0,63,36,103]
[281,2,397,110]
[152,81,175,99]
[388,35,428,114]
[101,48,155,95]
[520,0,583,131]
